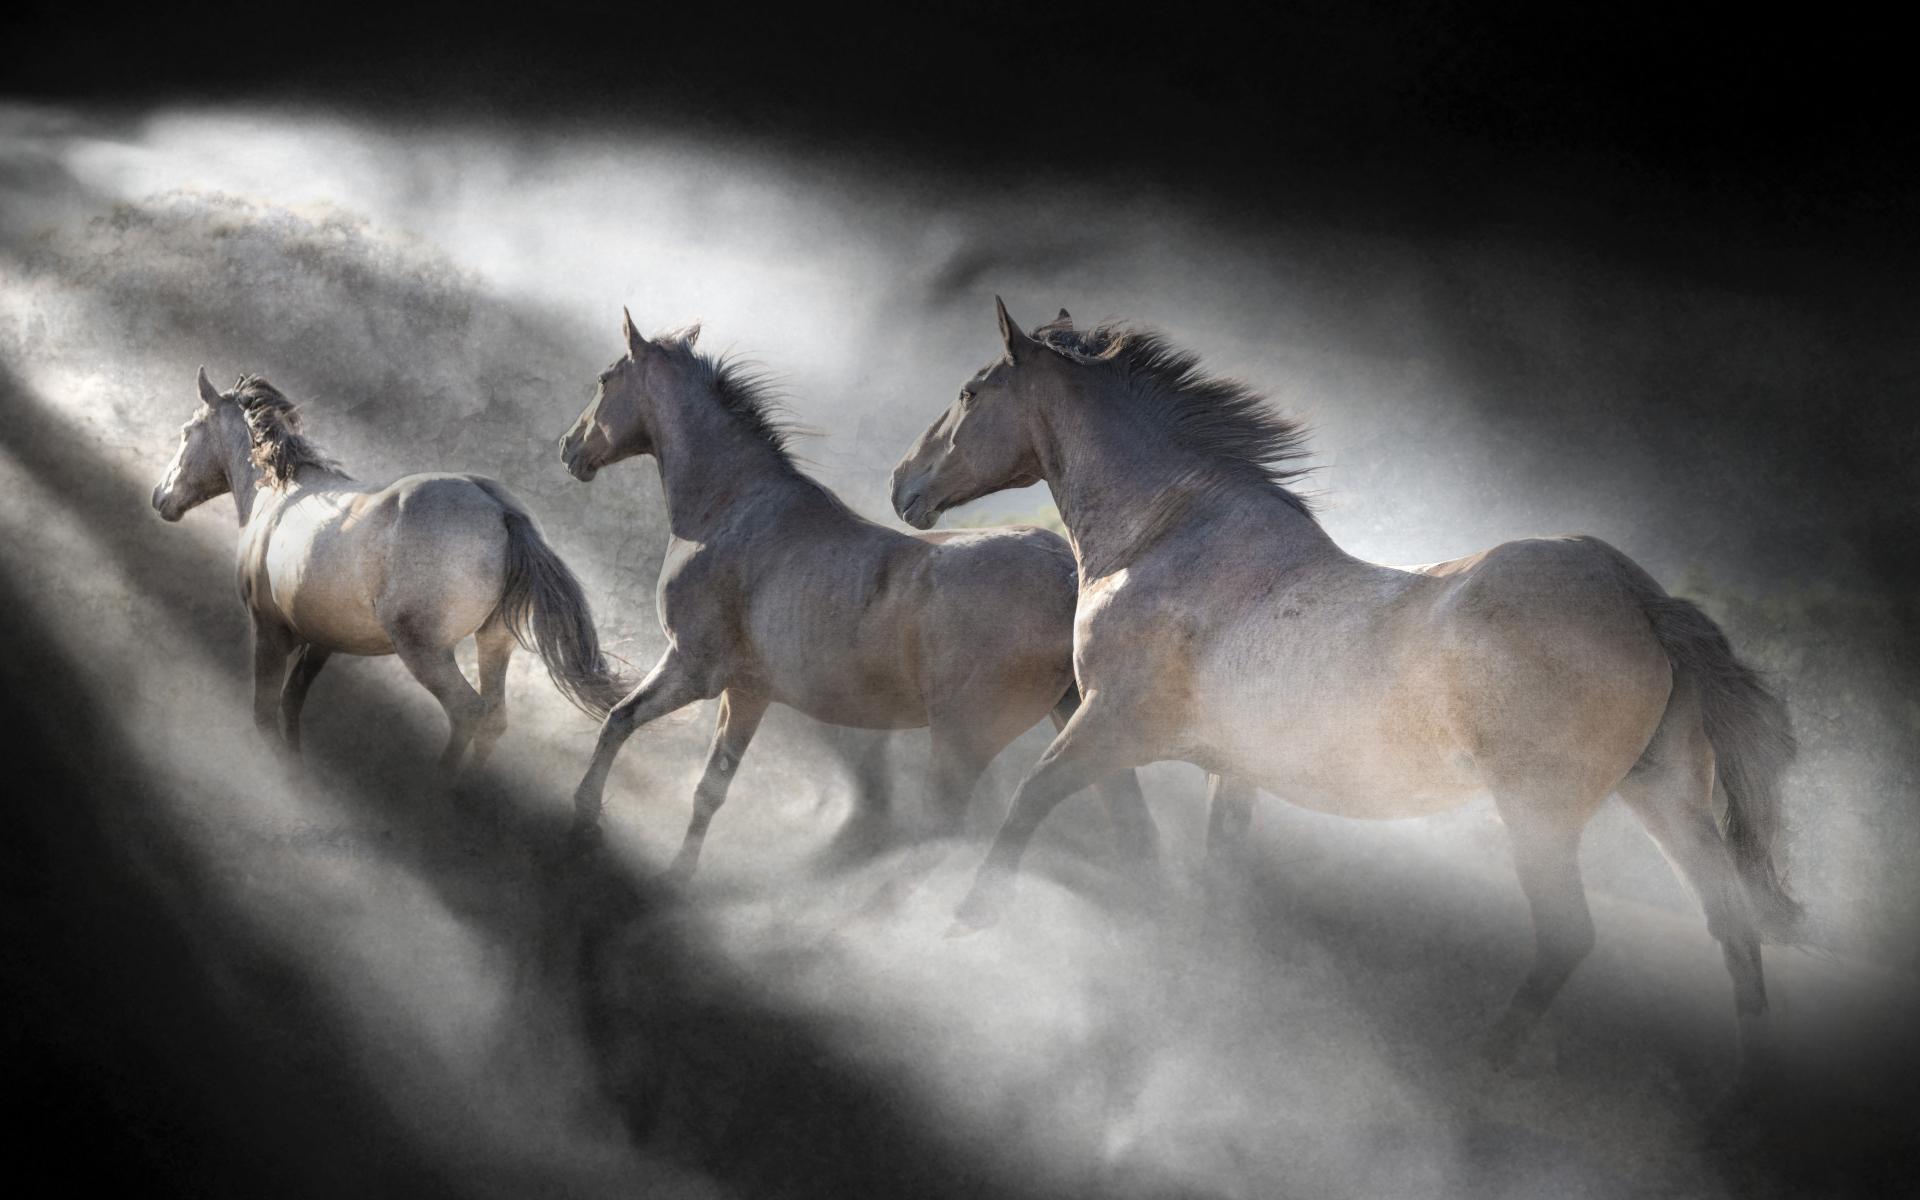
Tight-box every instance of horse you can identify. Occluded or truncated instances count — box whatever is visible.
[889,299,1800,1069]
[556,310,1159,881]
[152,367,627,772]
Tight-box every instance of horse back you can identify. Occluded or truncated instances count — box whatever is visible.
[249,473,512,654]
[666,514,937,726]
[915,524,1079,658]
[674,516,1076,729]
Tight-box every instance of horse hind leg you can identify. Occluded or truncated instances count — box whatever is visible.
[1617,720,1771,1077]
[388,618,486,774]
[465,617,517,771]
[841,722,993,922]
[816,726,899,871]
[926,725,997,839]
[1484,784,1607,1068]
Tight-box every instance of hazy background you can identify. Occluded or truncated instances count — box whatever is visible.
[5,6,1918,1197]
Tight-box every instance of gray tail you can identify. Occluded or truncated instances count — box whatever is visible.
[482,483,630,719]
[1610,546,1802,942]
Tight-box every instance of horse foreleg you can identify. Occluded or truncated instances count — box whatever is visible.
[953,695,1136,932]
[1052,693,1160,869]
[571,650,708,842]
[251,618,298,751]
[280,644,334,759]
[665,689,767,882]
[1484,791,1602,1068]
[1204,773,1256,862]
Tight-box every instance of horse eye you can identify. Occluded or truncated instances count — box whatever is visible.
[958,388,975,408]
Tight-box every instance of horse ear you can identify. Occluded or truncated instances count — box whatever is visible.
[682,320,701,349]
[196,365,221,407]
[1034,307,1072,336]
[621,307,649,359]
[995,296,1035,362]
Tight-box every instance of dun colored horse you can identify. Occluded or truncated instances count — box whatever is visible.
[891,300,1798,1067]
[152,368,625,770]
[557,312,1157,879]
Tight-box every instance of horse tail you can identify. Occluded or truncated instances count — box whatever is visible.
[1603,541,1802,943]
[475,479,631,719]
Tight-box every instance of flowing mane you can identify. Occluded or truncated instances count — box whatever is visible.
[651,327,817,482]
[225,375,348,486]
[1036,324,1315,515]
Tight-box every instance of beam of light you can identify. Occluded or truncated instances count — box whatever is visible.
[7,98,1919,1197]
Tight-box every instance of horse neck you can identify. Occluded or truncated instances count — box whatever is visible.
[649,385,804,540]
[220,428,265,525]
[1038,394,1338,579]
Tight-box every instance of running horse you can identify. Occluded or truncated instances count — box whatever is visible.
[890,300,1799,1069]
[152,368,627,771]
[557,311,1158,880]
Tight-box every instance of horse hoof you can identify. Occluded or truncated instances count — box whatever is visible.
[949,890,1004,936]
[564,821,604,858]
[1715,1053,1778,1118]
[1476,1026,1525,1073]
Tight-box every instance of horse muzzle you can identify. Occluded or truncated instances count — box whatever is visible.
[557,435,599,483]
[892,479,940,530]
[151,484,185,522]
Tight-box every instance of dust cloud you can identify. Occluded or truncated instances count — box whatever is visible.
[4,102,1916,1197]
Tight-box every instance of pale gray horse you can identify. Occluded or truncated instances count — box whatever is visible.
[556,311,1159,881]
[891,299,1799,1070]
[152,368,626,770]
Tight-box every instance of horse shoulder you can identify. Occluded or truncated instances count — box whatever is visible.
[1071,564,1198,693]
[234,492,287,612]
[656,534,722,620]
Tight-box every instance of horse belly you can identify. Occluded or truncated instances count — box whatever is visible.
[1247,748,1481,819]
[743,560,932,730]
[1198,685,1483,820]
[764,652,928,730]
[273,562,394,653]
